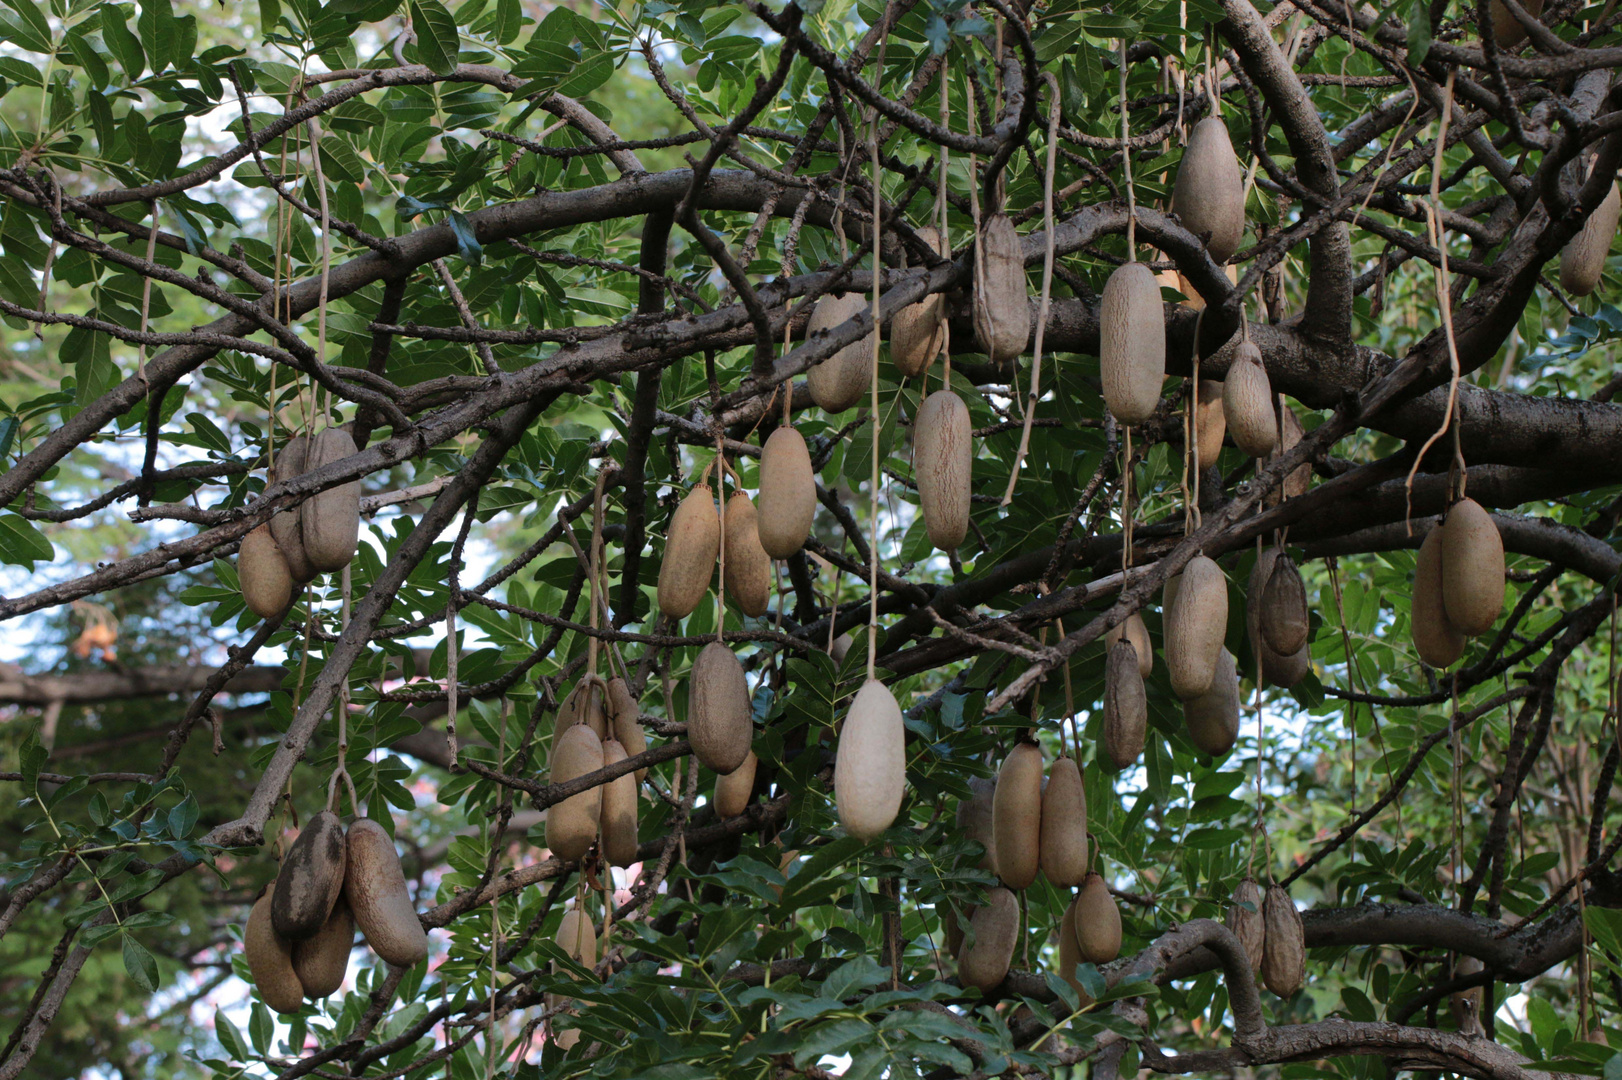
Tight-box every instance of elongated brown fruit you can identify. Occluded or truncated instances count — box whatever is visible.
[344,818,429,967]
[293,897,353,998]
[1261,885,1304,997]
[1449,955,1484,1035]
[1101,642,1147,770]
[1104,612,1153,678]
[972,214,1029,363]
[714,748,758,819]
[723,492,772,617]
[554,675,608,761]
[547,723,605,863]
[1226,878,1265,973]
[552,908,597,1051]
[893,225,948,377]
[1166,554,1228,699]
[606,677,647,783]
[1056,899,1094,1005]
[1100,262,1165,425]
[689,641,753,775]
[805,292,874,412]
[1223,343,1276,457]
[247,884,305,1014]
[914,389,972,552]
[957,776,998,872]
[1413,522,1465,668]
[599,738,639,868]
[1264,405,1312,507]
[658,484,720,619]
[1073,872,1121,964]
[1441,498,1504,637]
[1488,0,1545,48]
[240,524,294,619]
[273,810,347,941]
[1260,551,1309,657]
[1561,180,1620,297]
[958,887,1019,990]
[835,679,906,840]
[756,426,816,558]
[301,427,361,573]
[1247,547,1310,687]
[1039,757,1088,888]
[1194,380,1226,472]
[270,436,316,584]
[1183,648,1239,756]
[992,741,1043,889]
[1172,116,1246,262]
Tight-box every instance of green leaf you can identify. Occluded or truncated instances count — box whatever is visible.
[0,0,51,52]
[410,0,459,75]
[122,934,159,992]
[0,415,18,460]
[215,1009,250,1060]
[100,4,144,80]
[249,1002,273,1054]
[0,513,54,570]
[1407,0,1432,65]
[19,734,47,790]
[168,794,198,838]
[447,209,482,266]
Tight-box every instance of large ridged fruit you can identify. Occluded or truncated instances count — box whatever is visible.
[1166,554,1229,699]
[1247,547,1310,686]
[956,777,998,872]
[1100,262,1165,425]
[657,484,720,619]
[292,897,353,998]
[246,884,305,1015]
[914,389,972,552]
[1261,885,1304,997]
[1183,648,1240,756]
[1039,757,1088,888]
[1560,181,1620,297]
[240,524,294,619]
[270,436,316,584]
[1488,0,1545,48]
[1413,522,1465,667]
[1101,641,1147,770]
[1172,116,1246,262]
[1226,878,1264,972]
[599,738,639,868]
[992,741,1043,889]
[272,810,347,941]
[1259,551,1309,656]
[1104,612,1153,678]
[1057,898,1094,1005]
[714,748,758,818]
[606,677,647,783]
[972,214,1029,363]
[1441,498,1505,637]
[1223,343,1276,457]
[1073,872,1121,964]
[892,226,948,377]
[756,427,816,558]
[689,642,753,775]
[547,723,605,862]
[958,887,1019,990]
[1194,380,1226,472]
[723,492,772,617]
[344,818,429,967]
[805,293,874,412]
[834,678,906,840]
[300,427,361,573]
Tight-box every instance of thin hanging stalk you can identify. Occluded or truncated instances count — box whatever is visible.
[1002,75,1062,504]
